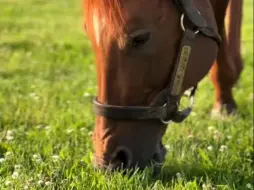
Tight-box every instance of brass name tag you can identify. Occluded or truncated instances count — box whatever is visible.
[171,46,191,96]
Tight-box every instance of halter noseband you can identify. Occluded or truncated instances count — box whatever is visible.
[92,0,221,124]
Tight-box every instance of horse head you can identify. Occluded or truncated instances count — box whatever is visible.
[84,0,220,170]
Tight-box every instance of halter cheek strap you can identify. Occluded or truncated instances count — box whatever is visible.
[163,28,197,123]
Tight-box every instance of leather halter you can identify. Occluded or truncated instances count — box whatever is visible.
[92,0,221,124]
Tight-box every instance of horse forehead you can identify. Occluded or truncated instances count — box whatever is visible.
[92,9,106,46]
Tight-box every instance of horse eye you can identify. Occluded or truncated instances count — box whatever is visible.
[131,32,150,48]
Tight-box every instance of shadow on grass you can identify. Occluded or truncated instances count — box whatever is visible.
[129,162,253,189]
[0,40,35,51]
[0,69,32,79]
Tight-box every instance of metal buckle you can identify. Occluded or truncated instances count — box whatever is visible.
[181,14,200,34]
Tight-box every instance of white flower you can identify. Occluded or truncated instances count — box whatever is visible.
[36,125,42,129]
[176,172,182,178]
[219,145,228,152]
[83,92,90,97]
[7,130,13,136]
[5,180,12,186]
[227,135,232,139]
[6,130,15,140]
[33,154,42,163]
[14,164,22,170]
[45,126,51,130]
[5,151,12,156]
[191,112,197,116]
[33,96,40,101]
[29,93,36,97]
[29,93,40,100]
[187,134,194,139]
[202,184,215,190]
[164,145,170,150]
[33,154,40,159]
[35,158,42,164]
[38,180,44,185]
[66,129,74,134]
[61,179,68,184]
[80,127,86,132]
[0,158,5,163]
[6,135,14,141]
[246,183,253,189]
[5,151,13,160]
[207,145,213,151]
[12,171,19,179]
[88,131,93,136]
[52,155,60,162]
[28,177,33,183]
[45,181,52,186]
[208,126,215,132]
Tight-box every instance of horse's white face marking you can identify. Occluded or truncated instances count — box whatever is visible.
[92,9,105,46]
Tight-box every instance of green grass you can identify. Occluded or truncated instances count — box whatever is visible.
[0,0,253,189]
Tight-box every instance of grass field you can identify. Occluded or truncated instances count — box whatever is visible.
[0,0,253,189]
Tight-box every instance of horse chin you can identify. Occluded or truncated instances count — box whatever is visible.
[149,141,167,172]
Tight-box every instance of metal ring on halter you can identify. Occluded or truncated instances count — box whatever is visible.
[160,102,178,125]
[160,104,173,124]
[161,116,173,125]
[161,120,173,125]
[180,14,200,35]
[160,92,195,125]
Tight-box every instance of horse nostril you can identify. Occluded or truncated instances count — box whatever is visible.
[111,147,132,169]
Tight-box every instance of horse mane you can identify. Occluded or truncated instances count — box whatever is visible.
[84,0,125,32]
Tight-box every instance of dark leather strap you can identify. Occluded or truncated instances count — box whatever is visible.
[175,0,208,28]
[199,27,221,44]
[168,29,196,96]
[93,98,167,120]
[174,0,221,44]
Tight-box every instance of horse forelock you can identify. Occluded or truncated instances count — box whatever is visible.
[84,0,125,36]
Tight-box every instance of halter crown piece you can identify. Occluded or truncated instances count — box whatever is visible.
[92,0,221,124]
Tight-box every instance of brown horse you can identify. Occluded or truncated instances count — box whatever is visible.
[83,0,243,171]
